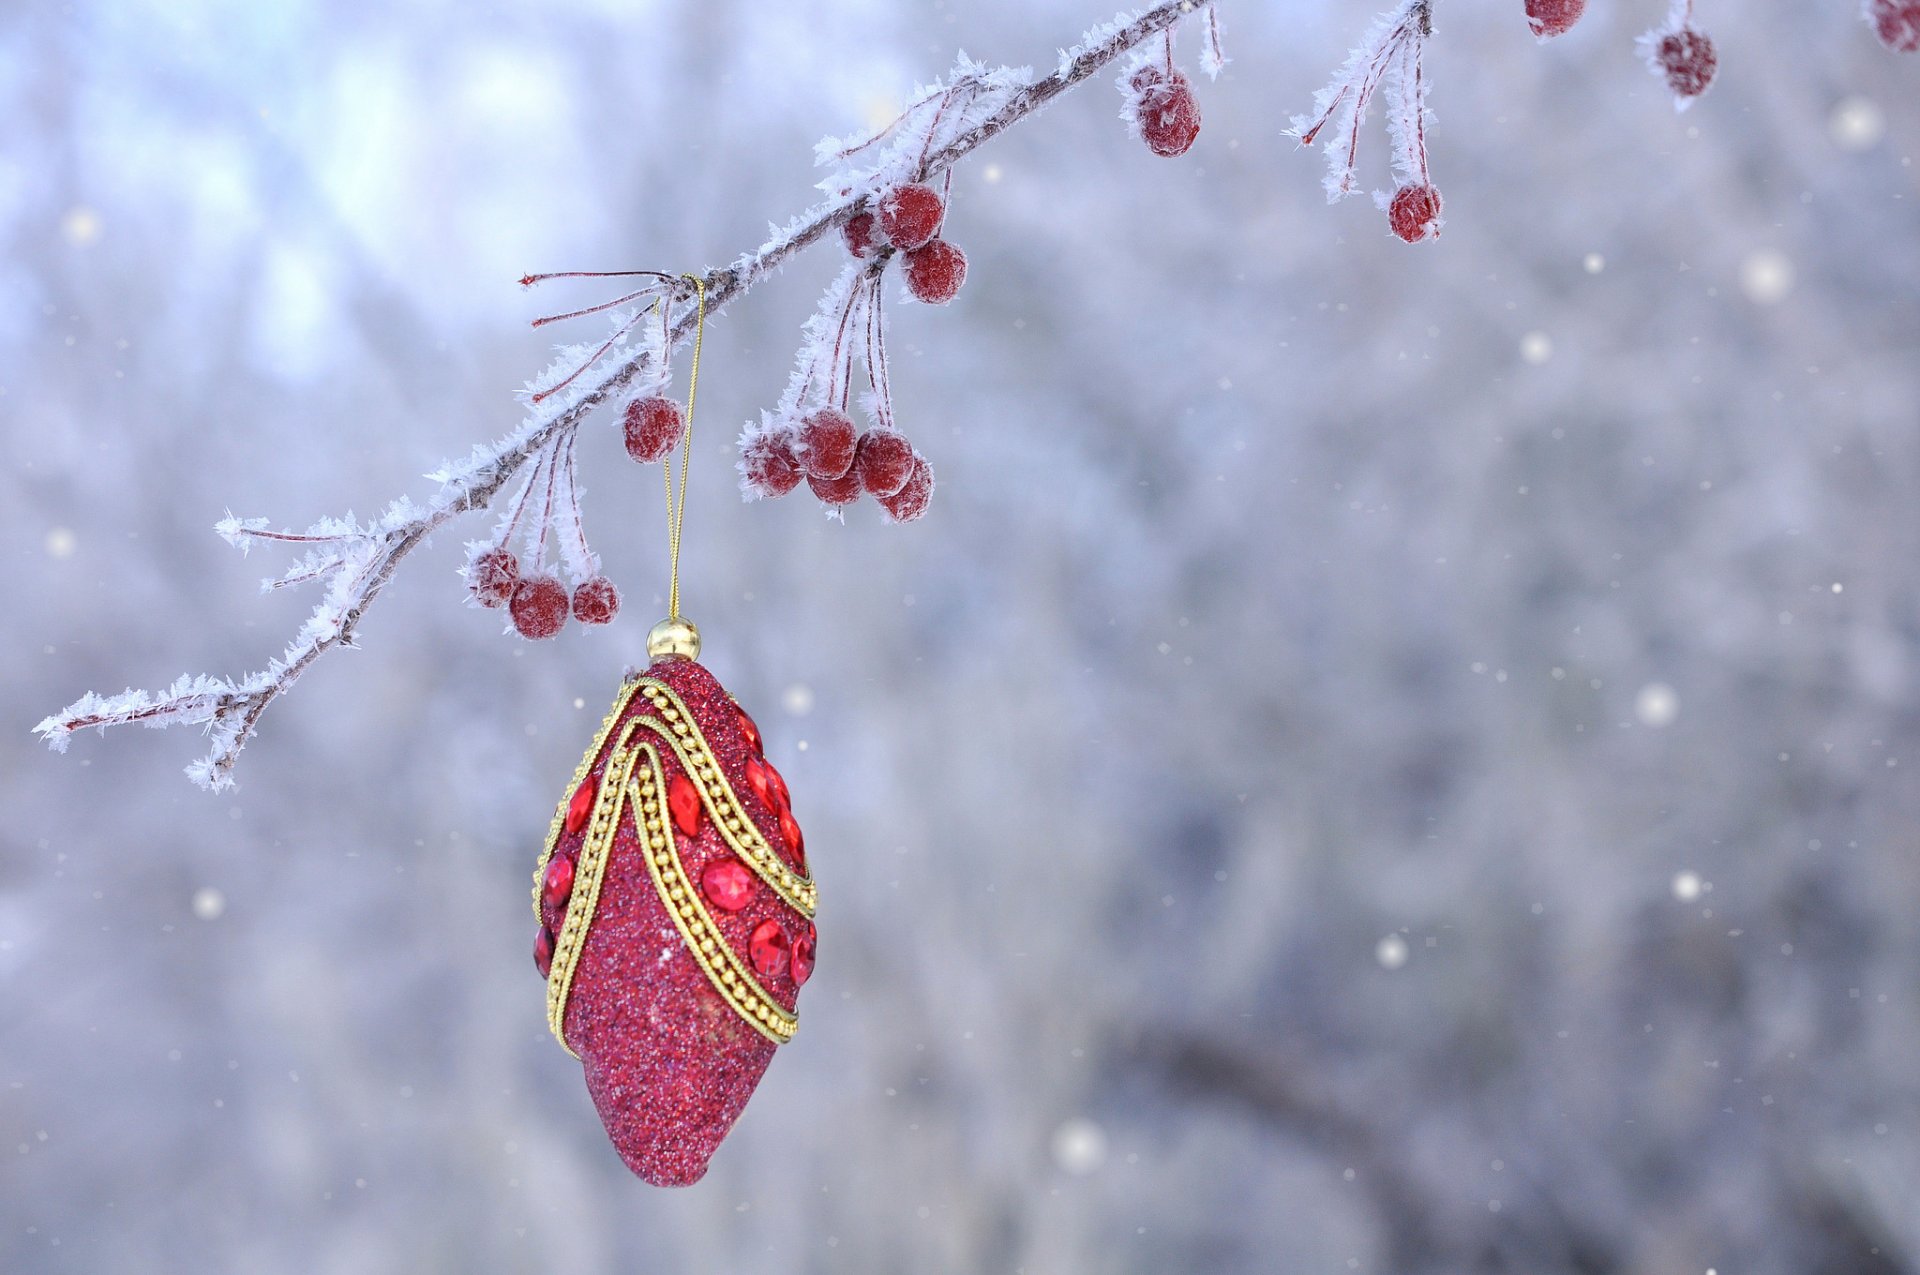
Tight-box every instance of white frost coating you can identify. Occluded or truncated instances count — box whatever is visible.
[1287,0,1429,202]
[1199,7,1227,79]
[37,0,1214,790]
[1380,23,1434,194]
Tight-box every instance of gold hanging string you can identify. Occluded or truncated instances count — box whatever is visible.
[663,274,706,621]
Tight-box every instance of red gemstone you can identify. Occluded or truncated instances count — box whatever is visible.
[534,927,554,977]
[791,922,816,986]
[763,760,791,812]
[700,858,755,912]
[669,772,702,838]
[565,775,597,834]
[747,919,790,980]
[744,756,772,809]
[543,854,576,910]
[736,705,763,755]
[777,808,805,871]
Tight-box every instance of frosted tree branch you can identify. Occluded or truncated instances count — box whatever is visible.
[33,0,1217,790]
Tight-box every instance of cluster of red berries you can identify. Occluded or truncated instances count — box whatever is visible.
[467,546,619,640]
[742,408,933,522]
[844,181,968,305]
[1126,64,1202,158]
[1525,0,1586,39]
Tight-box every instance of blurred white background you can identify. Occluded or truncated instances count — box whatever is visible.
[4,2,1919,1272]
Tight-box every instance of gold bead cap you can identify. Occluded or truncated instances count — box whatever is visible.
[646,615,702,662]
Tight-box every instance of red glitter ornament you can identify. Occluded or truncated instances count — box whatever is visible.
[1867,0,1920,51]
[877,183,944,251]
[532,658,816,1185]
[510,575,570,639]
[904,239,968,305]
[1387,183,1444,244]
[467,547,519,608]
[1525,0,1585,38]
[623,396,686,464]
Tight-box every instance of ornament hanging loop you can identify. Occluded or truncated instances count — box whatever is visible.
[649,274,707,663]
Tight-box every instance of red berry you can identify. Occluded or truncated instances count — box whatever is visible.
[1655,27,1717,99]
[1136,70,1201,158]
[467,547,518,608]
[798,408,857,480]
[877,455,934,524]
[878,183,944,251]
[1525,0,1584,38]
[844,210,879,258]
[572,576,619,625]
[509,575,569,639]
[807,466,863,506]
[904,239,967,305]
[740,428,804,498]
[1868,0,1920,52]
[854,429,915,498]
[1387,184,1444,244]
[623,396,684,464]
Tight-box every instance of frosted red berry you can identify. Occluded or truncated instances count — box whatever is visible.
[854,429,915,498]
[877,455,934,524]
[1525,0,1585,38]
[740,428,804,498]
[844,210,879,258]
[878,183,944,252]
[798,408,857,480]
[1654,28,1717,100]
[1135,69,1202,158]
[904,239,968,305]
[807,466,863,506]
[1868,0,1920,51]
[571,576,619,625]
[1387,184,1444,244]
[623,395,685,464]
[468,547,519,608]
[509,575,569,639]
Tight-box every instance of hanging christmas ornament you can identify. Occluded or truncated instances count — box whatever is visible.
[530,280,817,1186]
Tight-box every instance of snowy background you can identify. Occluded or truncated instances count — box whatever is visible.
[5,1,1919,1272]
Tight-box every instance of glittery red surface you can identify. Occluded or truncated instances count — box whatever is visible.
[540,658,811,1186]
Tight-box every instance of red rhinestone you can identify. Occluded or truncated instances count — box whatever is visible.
[700,857,754,912]
[534,927,554,977]
[791,922,816,987]
[745,756,772,809]
[565,774,597,834]
[763,760,791,812]
[542,854,575,911]
[778,808,806,871]
[669,772,702,838]
[747,919,790,980]
[736,705,763,755]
